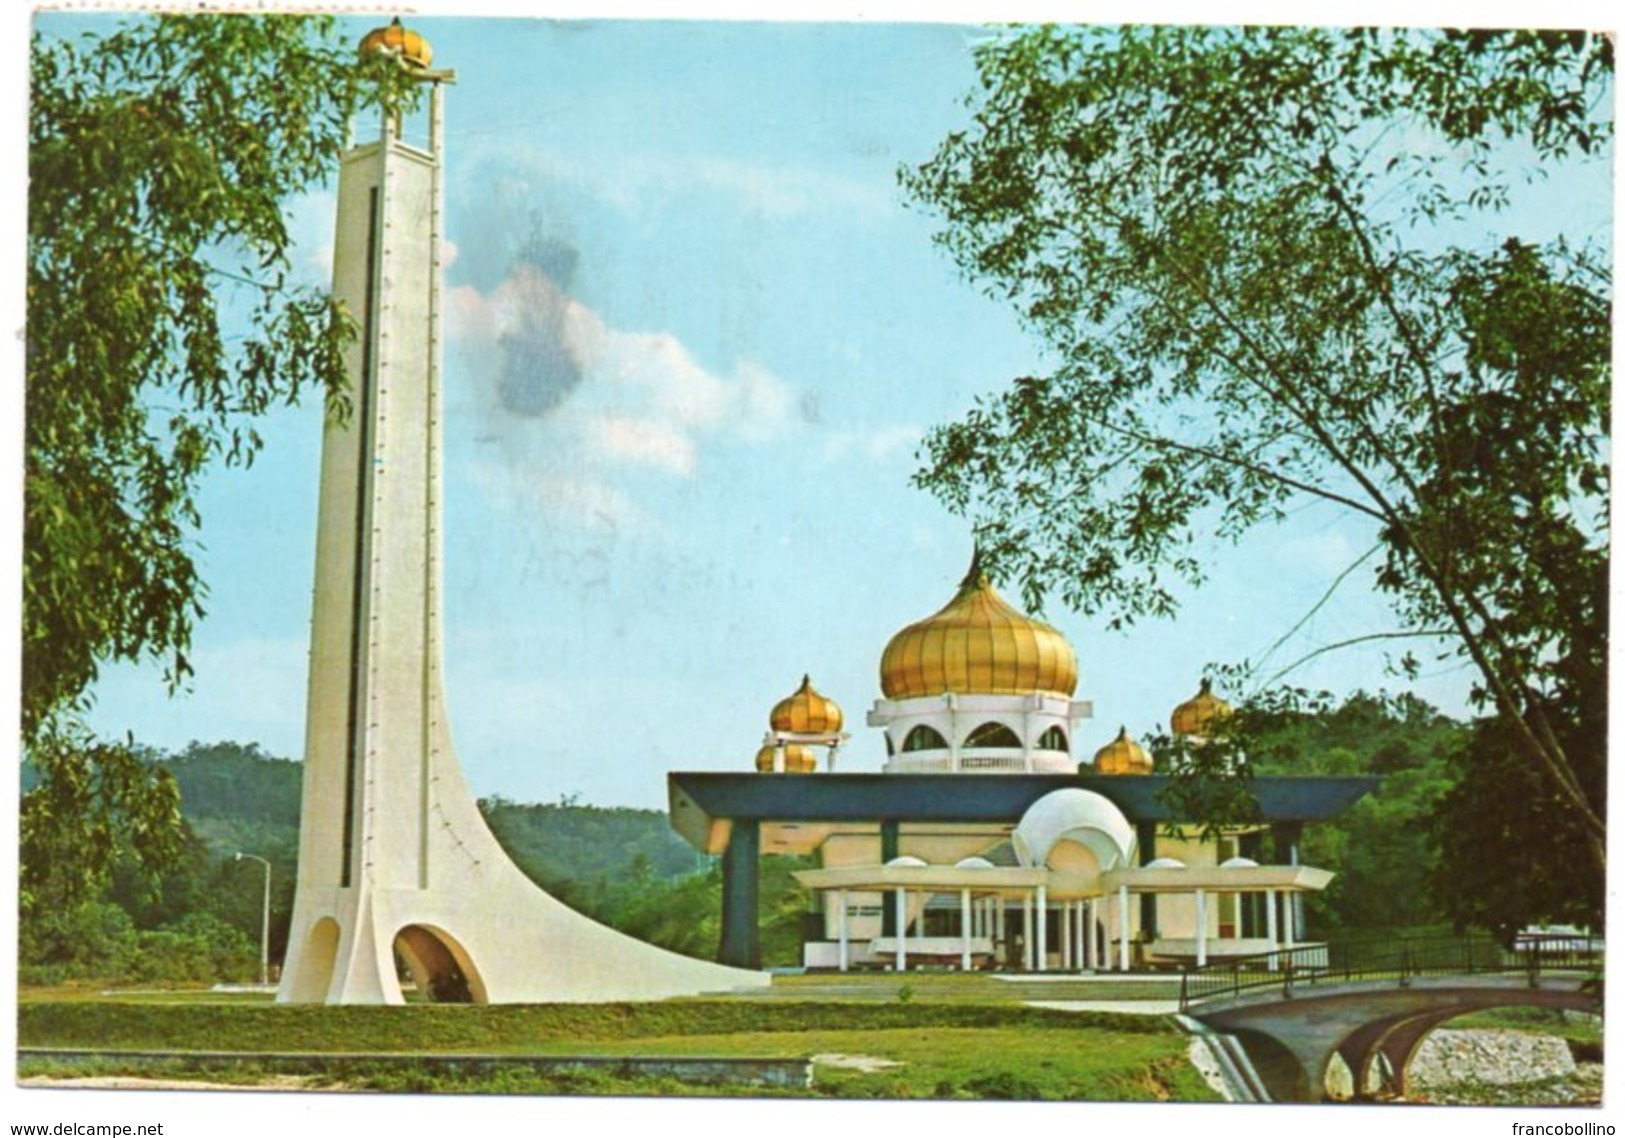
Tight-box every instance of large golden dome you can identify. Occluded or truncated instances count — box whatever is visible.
[1171,678,1233,737]
[770,675,844,734]
[1093,726,1153,775]
[880,555,1077,700]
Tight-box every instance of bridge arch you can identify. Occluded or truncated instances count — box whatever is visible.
[1195,979,1600,1102]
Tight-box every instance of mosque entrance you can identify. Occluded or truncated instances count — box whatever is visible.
[392,924,486,1003]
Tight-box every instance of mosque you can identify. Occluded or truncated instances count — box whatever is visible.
[668,554,1373,973]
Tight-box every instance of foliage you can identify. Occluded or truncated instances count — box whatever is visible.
[902,26,1610,875]
[23,13,418,907]
[20,740,807,979]
[1243,690,1467,933]
[20,728,183,917]
[481,795,701,884]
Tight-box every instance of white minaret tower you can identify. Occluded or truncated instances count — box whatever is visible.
[277,20,767,1004]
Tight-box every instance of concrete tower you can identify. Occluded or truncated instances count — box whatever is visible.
[277,22,768,1004]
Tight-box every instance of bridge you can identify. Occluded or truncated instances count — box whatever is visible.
[1178,934,1603,1102]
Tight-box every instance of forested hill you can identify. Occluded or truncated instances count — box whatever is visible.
[152,741,699,886]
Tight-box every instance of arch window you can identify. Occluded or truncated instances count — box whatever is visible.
[964,722,1022,749]
[901,725,949,752]
[1036,725,1069,752]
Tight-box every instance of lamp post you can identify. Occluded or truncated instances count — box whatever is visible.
[235,852,272,987]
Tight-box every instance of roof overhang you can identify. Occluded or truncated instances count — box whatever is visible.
[1103,864,1335,893]
[668,772,1376,854]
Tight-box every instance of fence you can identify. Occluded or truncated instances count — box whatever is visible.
[1178,932,1604,1011]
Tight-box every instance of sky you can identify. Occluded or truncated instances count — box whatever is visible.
[27,6,1615,817]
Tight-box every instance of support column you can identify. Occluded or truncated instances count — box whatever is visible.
[1282,890,1295,949]
[1083,900,1095,971]
[1118,884,1130,971]
[960,889,972,971]
[880,820,900,936]
[894,887,907,972]
[837,889,849,973]
[1022,893,1034,971]
[1273,821,1305,947]
[1266,887,1279,970]
[1060,896,1072,970]
[1195,888,1208,968]
[718,818,761,968]
[1035,885,1048,972]
[1136,821,1158,938]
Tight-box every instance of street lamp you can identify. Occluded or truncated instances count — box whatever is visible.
[235,852,272,987]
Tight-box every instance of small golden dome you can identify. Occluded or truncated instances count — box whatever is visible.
[770,675,844,734]
[755,743,817,774]
[360,18,433,70]
[1171,678,1233,737]
[880,552,1077,700]
[1093,726,1153,775]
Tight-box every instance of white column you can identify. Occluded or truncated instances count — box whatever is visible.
[1022,892,1034,971]
[960,889,972,972]
[1282,890,1295,950]
[837,889,849,973]
[1060,898,1072,970]
[1195,888,1208,968]
[895,887,907,972]
[1265,888,1278,970]
[1035,886,1048,973]
[1118,884,1130,971]
[1084,900,1095,971]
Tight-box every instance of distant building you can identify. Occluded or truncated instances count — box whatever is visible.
[669,554,1371,972]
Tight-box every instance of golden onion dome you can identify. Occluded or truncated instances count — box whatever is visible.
[770,675,844,734]
[755,743,818,774]
[360,18,433,70]
[1093,726,1153,775]
[1171,678,1234,737]
[879,553,1077,700]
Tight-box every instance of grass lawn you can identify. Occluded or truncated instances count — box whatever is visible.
[16,978,1216,1101]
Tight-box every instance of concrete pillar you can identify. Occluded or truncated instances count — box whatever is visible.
[837,889,849,973]
[960,889,972,971]
[1036,885,1048,972]
[1118,884,1130,971]
[1083,900,1096,970]
[1195,888,1208,968]
[1266,887,1279,970]
[1060,898,1072,970]
[1022,893,1034,971]
[719,819,761,968]
[894,887,907,971]
[1136,821,1158,938]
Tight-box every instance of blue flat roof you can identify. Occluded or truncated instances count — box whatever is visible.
[668,772,1375,841]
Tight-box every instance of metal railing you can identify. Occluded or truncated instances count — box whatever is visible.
[1179,933,1604,1011]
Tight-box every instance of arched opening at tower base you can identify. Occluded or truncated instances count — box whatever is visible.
[393,924,487,1004]
[283,918,341,1003]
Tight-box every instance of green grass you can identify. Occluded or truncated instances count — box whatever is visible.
[16,986,1214,1101]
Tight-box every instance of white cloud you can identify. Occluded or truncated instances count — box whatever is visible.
[587,416,697,476]
[447,261,795,531]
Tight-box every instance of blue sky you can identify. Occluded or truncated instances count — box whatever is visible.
[36,9,1613,811]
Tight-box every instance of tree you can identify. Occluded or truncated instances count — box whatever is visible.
[24,14,413,909]
[901,26,1610,904]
